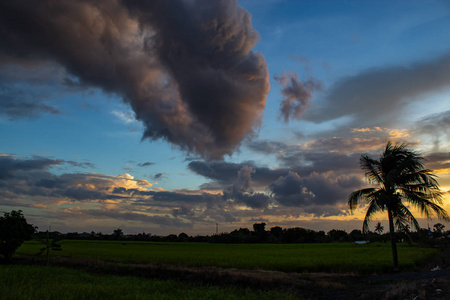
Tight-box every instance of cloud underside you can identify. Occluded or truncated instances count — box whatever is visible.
[0,0,269,159]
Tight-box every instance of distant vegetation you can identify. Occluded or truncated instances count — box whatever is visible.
[35,220,448,246]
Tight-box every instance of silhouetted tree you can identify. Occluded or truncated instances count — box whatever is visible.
[326,229,349,242]
[348,142,449,270]
[178,232,189,242]
[433,223,445,238]
[112,228,123,240]
[252,223,268,242]
[230,228,251,243]
[166,234,178,242]
[349,229,364,241]
[269,226,283,243]
[253,222,266,233]
[374,222,384,235]
[397,223,413,244]
[0,210,36,261]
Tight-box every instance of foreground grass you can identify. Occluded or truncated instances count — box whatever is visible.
[18,241,437,274]
[0,265,297,300]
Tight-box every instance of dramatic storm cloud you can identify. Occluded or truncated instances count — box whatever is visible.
[0,0,269,159]
[274,71,322,122]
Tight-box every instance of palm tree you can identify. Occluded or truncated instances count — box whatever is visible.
[374,222,384,235]
[348,141,449,270]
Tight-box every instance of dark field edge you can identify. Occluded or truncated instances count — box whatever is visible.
[3,250,450,300]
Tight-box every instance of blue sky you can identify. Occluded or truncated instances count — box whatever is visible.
[1,0,449,235]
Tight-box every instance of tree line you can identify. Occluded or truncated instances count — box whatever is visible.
[35,221,448,244]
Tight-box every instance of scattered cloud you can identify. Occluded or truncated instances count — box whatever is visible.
[274,71,322,122]
[152,173,165,180]
[137,162,155,167]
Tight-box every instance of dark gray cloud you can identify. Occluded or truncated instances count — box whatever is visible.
[424,152,450,172]
[113,188,223,205]
[274,71,322,122]
[415,110,450,150]
[0,63,68,120]
[247,139,363,174]
[3,171,128,202]
[269,171,362,208]
[285,151,363,176]
[304,53,450,127]
[0,152,362,226]
[188,160,289,187]
[189,148,362,196]
[0,154,148,202]
[299,137,387,154]
[246,140,288,154]
[79,209,191,228]
[137,162,155,167]
[150,191,218,204]
[0,155,62,179]
[115,165,272,210]
[189,146,364,215]
[66,161,95,169]
[171,206,195,218]
[51,187,123,201]
[269,172,313,206]
[152,173,165,180]
[0,91,60,120]
[0,0,269,159]
[222,165,271,209]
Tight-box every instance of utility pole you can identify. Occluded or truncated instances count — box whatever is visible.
[216,223,218,235]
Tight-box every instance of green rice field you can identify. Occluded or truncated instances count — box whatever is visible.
[17,240,437,274]
[0,264,297,300]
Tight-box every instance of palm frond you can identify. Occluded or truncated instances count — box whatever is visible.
[398,169,440,188]
[360,155,383,185]
[392,203,420,231]
[348,188,377,212]
[362,200,383,233]
[402,190,449,221]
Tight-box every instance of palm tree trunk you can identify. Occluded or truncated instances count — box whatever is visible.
[387,208,399,271]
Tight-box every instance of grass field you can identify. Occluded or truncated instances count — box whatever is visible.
[17,240,438,274]
[0,264,297,300]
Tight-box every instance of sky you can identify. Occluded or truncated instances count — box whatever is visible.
[1,0,450,235]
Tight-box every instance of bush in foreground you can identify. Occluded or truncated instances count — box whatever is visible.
[0,210,35,261]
